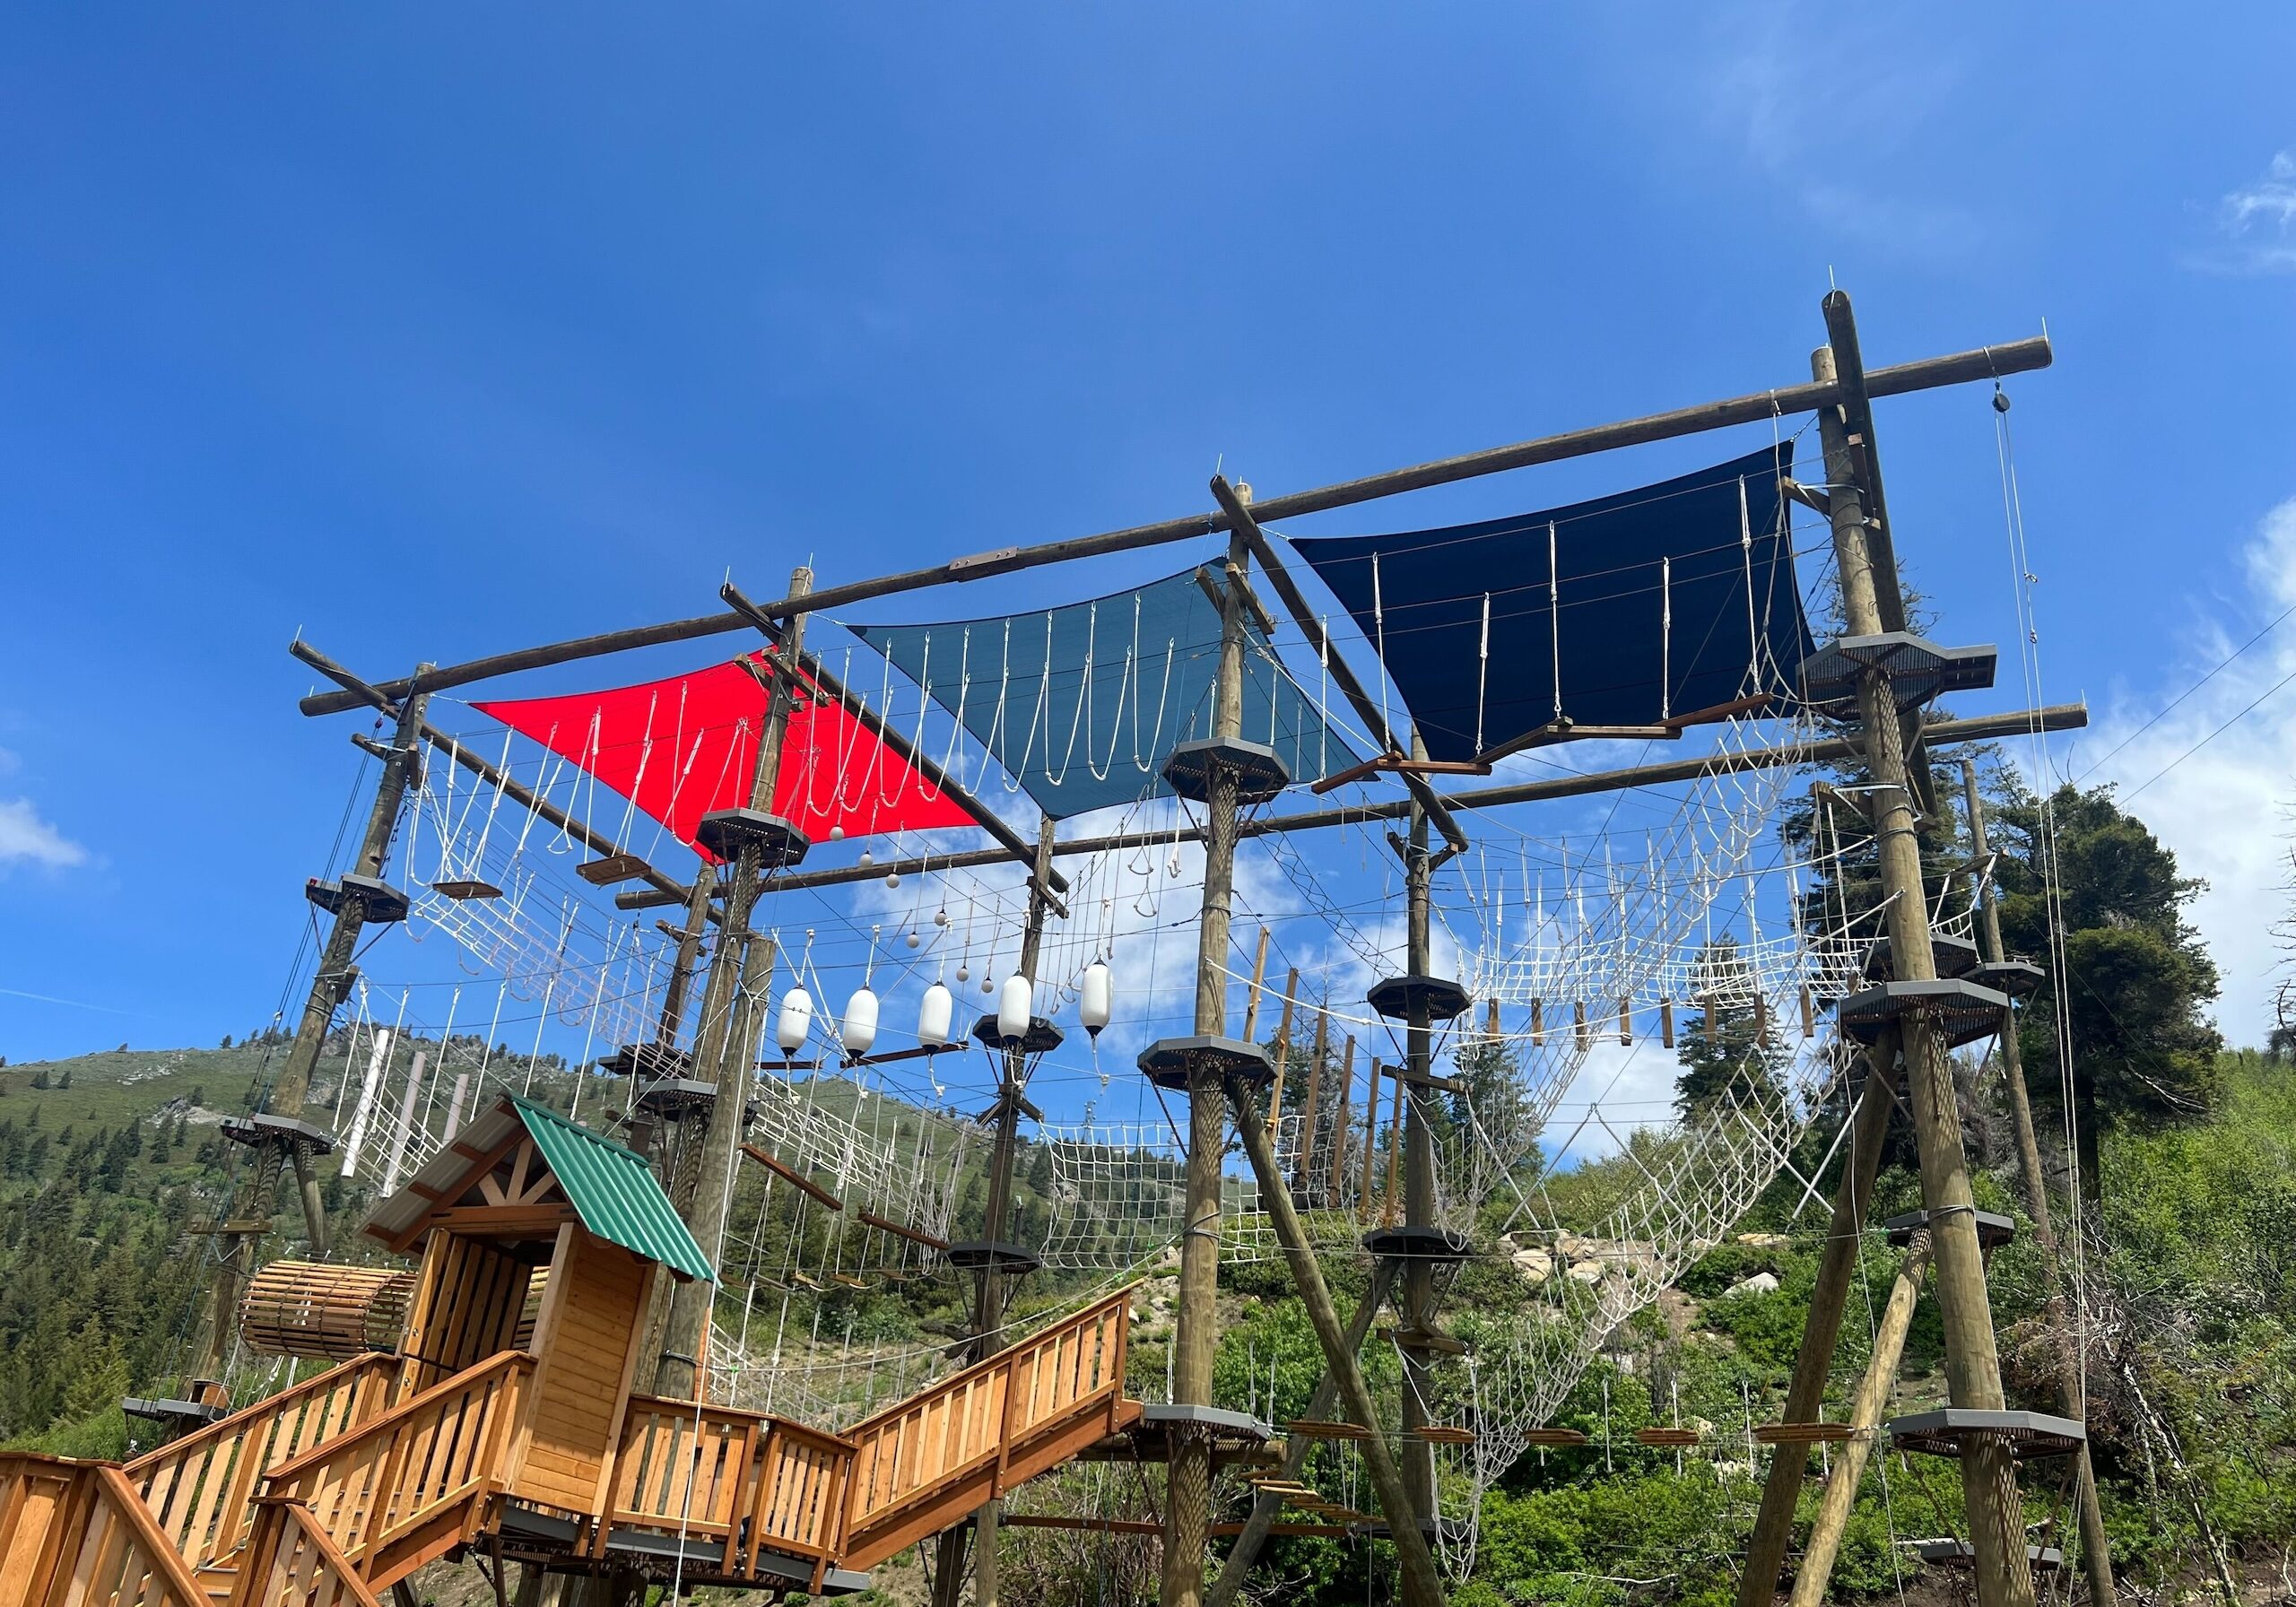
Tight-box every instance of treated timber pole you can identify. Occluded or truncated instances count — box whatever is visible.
[654,866,718,1049]
[1813,332,2032,1607]
[1961,760,2118,1607]
[300,336,2052,718]
[194,666,433,1378]
[1785,1229,1935,1607]
[1735,1038,1901,1607]
[1225,1073,1448,1607]
[1396,731,1441,1596]
[935,814,1060,1607]
[1161,516,1253,1607]
[648,566,813,1399]
[624,706,2091,911]
[1204,1258,1400,1607]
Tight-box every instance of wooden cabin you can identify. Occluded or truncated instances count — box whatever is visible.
[0,1096,1142,1607]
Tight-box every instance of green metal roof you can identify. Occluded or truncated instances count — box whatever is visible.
[509,1096,714,1282]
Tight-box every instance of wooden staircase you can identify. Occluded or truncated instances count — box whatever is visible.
[0,1290,1139,1607]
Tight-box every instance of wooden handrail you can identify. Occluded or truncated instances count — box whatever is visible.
[260,1351,534,1487]
[617,1394,857,1452]
[843,1285,1137,1444]
[91,1465,212,1607]
[124,1352,395,1478]
[253,1497,388,1607]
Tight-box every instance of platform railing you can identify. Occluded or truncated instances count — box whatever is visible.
[255,1351,533,1591]
[0,1455,211,1607]
[124,1354,398,1576]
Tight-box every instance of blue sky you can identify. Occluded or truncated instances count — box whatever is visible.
[4,5,2295,1076]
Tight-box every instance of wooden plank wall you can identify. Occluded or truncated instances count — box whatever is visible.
[395,1233,534,1400]
[514,1233,651,1517]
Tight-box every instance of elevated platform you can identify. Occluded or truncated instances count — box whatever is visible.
[1161,737,1291,805]
[1366,974,1474,1023]
[1884,1207,2016,1251]
[1361,1225,1472,1264]
[970,1013,1065,1055]
[943,1238,1043,1276]
[1862,934,1980,983]
[1800,632,1997,712]
[694,807,811,870]
[596,1042,692,1079]
[1916,1539,2064,1573]
[1138,1034,1275,1091]
[304,873,412,925]
[1971,958,2048,1000]
[221,1112,336,1157]
[1886,1408,2086,1461]
[1836,978,2011,1049]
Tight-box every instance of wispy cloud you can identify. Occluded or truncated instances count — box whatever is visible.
[2187,150,2296,275]
[2070,495,2296,1040]
[0,797,86,870]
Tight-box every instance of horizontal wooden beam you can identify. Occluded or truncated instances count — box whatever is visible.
[613,701,2087,908]
[857,1210,952,1254]
[298,329,2051,716]
[741,1142,845,1212]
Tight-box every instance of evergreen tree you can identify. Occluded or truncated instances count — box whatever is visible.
[1989,776,2223,1200]
[1673,938,1790,1119]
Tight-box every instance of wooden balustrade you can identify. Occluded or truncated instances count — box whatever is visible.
[124,1355,396,1576]
[232,1499,384,1607]
[0,1457,209,1607]
[602,1399,762,1574]
[256,1351,534,1594]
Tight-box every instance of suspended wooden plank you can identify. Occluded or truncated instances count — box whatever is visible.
[1524,1426,1589,1446]
[576,852,652,886]
[1636,1427,1701,1446]
[1752,1420,1859,1445]
[1413,1425,1475,1446]
[432,879,503,901]
[1286,1420,1374,1441]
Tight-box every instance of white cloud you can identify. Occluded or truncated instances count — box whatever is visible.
[0,797,86,870]
[2187,150,2296,275]
[2069,496,2296,1043]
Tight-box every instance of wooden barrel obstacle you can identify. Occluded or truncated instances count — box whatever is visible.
[237,1259,417,1359]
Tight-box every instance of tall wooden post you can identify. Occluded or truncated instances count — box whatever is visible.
[1961,760,2117,1607]
[195,667,433,1378]
[932,814,1060,1607]
[654,864,718,1049]
[1813,328,2033,1607]
[1161,523,1252,1607]
[650,567,812,1398]
[1396,730,1439,1588]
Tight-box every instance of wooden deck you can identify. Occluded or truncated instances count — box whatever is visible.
[0,1288,1140,1607]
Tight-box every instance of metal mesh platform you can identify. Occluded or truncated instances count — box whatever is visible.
[1885,1408,2086,1460]
[1161,737,1292,805]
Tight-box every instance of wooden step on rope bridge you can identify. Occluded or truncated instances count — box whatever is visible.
[0,1098,1142,1607]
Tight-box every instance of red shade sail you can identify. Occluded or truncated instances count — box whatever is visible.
[474,652,983,862]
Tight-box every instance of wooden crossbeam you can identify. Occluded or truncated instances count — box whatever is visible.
[741,1143,845,1212]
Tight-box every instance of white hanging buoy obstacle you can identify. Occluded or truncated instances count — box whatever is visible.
[1080,960,1112,1039]
[996,974,1032,1041]
[918,981,954,1047]
[776,986,814,1053]
[842,986,879,1057]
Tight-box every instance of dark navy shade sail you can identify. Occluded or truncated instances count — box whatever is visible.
[848,566,1360,821]
[1288,447,1814,763]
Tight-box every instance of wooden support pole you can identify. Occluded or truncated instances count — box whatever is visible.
[1265,965,1299,1142]
[1225,1074,1448,1607]
[1162,513,1254,1607]
[1212,476,1471,856]
[1961,759,2117,1607]
[616,704,2091,910]
[301,334,2050,717]
[719,579,1068,896]
[1294,1009,1329,1189]
[1395,733,1439,1603]
[1813,325,2031,1607]
[654,865,718,1047]
[1330,1034,1357,1199]
[1381,1072,1405,1228]
[1240,927,1274,1041]
[196,665,434,1379]
[1786,1229,1935,1607]
[1204,1258,1401,1607]
[936,813,1060,1607]
[1359,1056,1381,1219]
[1737,1038,1901,1607]
[650,566,813,1399]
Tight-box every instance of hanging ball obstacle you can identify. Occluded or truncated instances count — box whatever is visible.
[776,986,815,1053]
[239,1260,417,1361]
[918,981,954,1047]
[842,986,880,1057]
[1080,960,1112,1039]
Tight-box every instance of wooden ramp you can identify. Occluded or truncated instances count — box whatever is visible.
[0,1290,1139,1607]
